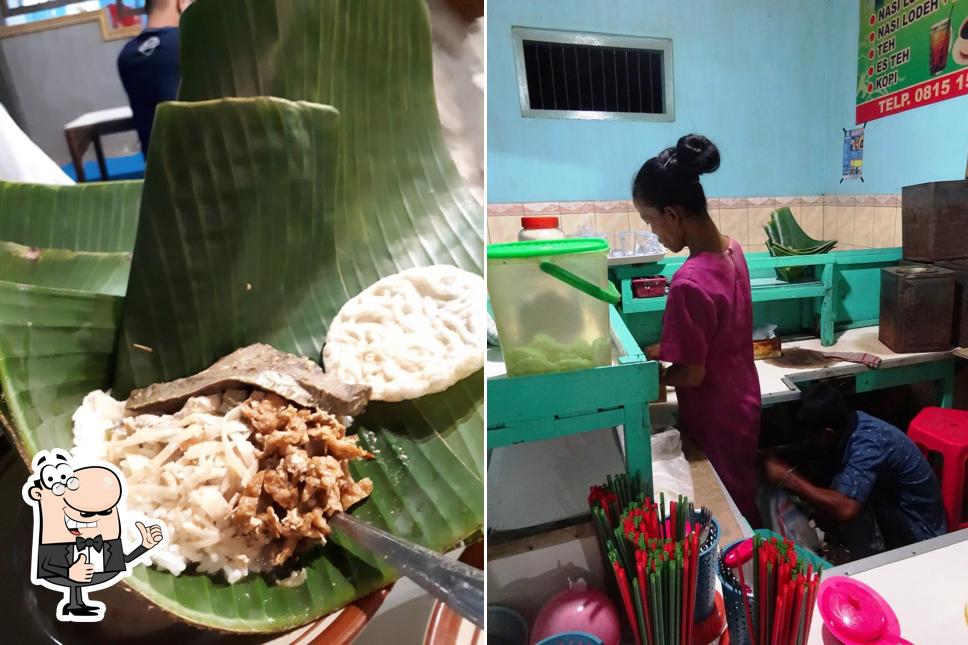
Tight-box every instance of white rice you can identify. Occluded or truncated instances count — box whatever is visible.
[72,390,265,583]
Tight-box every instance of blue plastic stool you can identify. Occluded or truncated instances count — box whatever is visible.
[535,632,604,645]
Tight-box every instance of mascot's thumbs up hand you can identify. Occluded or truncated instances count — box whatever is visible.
[68,554,94,583]
[137,521,163,550]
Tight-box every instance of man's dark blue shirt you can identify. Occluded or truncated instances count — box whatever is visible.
[832,411,947,541]
[117,27,179,154]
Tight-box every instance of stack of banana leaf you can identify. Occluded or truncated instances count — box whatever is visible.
[763,207,837,281]
[0,0,483,635]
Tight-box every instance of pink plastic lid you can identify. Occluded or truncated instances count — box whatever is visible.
[818,577,902,644]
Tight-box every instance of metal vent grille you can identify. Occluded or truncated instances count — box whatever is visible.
[512,27,674,122]
[522,40,664,114]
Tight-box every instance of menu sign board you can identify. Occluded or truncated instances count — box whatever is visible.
[857,0,968,122]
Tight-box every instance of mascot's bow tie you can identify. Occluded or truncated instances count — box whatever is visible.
[75,536,103,552]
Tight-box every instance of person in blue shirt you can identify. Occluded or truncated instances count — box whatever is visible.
[117,0,188,155]
[763,383,946,559]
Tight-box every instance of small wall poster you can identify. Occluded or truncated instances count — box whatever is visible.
[842,127,865,182]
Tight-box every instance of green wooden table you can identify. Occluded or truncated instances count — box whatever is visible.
[487,306,659,493]
[617,248,957,418]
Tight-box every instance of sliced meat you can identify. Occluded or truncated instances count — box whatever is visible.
[326,436,370,461]
[262,469,297,509]
[233,471,267,535]
[126,344,371,416]
[341,476,374,509]
[228,391,374,569]
[269,537,301,567]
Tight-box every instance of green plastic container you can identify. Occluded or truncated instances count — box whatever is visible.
[487,238,620,377]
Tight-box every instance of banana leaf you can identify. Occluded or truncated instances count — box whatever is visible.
[764,240,824,282]
[767,207,835,250]
[764,207,837,282]
[0,192,135,457]
[0,241,130,296]
[0,179,141,252]
[0,0,483,633]
[127,0,484,482]
[0,282,122,459]
[175,0,482,282]
[764,236,837,256]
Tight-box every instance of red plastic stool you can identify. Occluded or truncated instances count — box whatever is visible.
[908,407,968,532]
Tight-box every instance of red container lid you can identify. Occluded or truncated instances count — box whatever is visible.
[521,216,560,229]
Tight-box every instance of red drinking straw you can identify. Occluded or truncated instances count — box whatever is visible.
[758,549,767,645]
[770,581,786,645]
[736,552,755,643]
[790,577,806,645]
[615,563,641,645]
[688,530,699,645]
[637,554,655,645]
[782,581,795,645]
[681,540,689,645]
[802,575,820,641]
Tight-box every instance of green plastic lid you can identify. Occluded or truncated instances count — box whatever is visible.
[487,237,609,259]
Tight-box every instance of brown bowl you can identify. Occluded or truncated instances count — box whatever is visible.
[286,586,392,645]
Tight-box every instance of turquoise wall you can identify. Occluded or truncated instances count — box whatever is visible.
[822,3,968,195]
[488,0,968,203]
[487,0,830,202]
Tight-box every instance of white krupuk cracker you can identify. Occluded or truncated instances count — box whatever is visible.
[323,265,484,401]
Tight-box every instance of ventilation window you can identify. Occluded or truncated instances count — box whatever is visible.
[512,27,674,121]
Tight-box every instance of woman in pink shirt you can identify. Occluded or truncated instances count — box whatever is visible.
[632,134,762,523]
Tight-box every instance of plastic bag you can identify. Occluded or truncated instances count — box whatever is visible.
[758,485,823,554]
[752,323,778,341]
[650,428,695,503]
[0,103,73,185]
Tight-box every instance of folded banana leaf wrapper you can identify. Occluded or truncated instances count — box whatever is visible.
[0,0,483,634]
[762,207,837,281]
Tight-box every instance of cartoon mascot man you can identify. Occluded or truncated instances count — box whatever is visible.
[22,449,165,621]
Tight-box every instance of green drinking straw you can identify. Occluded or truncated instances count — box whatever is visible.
[677,495,683,540]
[753,536,760,645]
[633,579,647,645]
[766,560,774,645]
[673,557,680,645]
[666,558,674,645]
[659,492,665,538]
[795,581,808,645]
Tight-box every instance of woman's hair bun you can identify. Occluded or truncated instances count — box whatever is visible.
[670,134,720,178]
